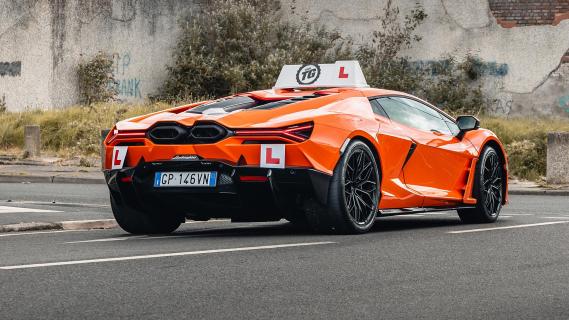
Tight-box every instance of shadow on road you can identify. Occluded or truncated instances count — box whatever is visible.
[116,215,463,239]
[371,216,462,233]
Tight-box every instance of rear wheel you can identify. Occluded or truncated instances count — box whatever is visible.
[110,194,183,234]
[308,140,381,234]
[458,146,504,223]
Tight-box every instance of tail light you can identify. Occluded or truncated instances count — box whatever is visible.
[234,122,313,143]
[106,128,146,145]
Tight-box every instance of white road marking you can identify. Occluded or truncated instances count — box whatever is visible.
[66,234,200,244]
[65,236,145,244]
[0,230,89,237]
[504,213,534,216]
[2,201,110,208]
[542,216,569,220]
[0,242,336,270]
[0,205,61,214]
[65,221,254,244]
[448,221,569,234]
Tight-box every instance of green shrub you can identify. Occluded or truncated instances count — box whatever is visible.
[160,0,491,116]
[77,52,117,106]
[159,0,350,100]
[419,56,486,116]
[356,0,427,92]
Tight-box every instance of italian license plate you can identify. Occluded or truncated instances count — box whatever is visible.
[154,171,217,188]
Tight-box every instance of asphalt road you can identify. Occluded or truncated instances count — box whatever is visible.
[0,182,109,205]
[0,186,568,319]
[0,183,111,224]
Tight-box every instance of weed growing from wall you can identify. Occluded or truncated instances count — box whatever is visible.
[77,52,117,106]
[0,95,6,113]
[357,1,485,116]
[356,0,427,92]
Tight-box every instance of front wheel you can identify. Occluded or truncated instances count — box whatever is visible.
[308,140,381,234]
[458,145,504,223]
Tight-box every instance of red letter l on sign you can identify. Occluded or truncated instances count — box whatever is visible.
[339,67,349,79]
[114,149,122,166]
[266,148,280,165]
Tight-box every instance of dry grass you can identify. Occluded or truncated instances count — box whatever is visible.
[481,116,569,181]
[1,106,568,181]
[0,102,175,157]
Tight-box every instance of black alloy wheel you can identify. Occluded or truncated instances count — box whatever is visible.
[308,140,381,234]
[344,147,379,227]
[458,146,504,223]
[481,149,503,216]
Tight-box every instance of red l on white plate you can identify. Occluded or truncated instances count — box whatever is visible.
[112,146,128,169]
[260,144,285,169]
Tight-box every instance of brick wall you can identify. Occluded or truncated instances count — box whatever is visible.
[489,0,569,27]
[563,49,569,63]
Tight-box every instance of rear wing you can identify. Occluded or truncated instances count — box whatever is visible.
[273,61,369,89]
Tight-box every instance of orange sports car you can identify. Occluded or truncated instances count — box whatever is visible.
[103,61,508,235]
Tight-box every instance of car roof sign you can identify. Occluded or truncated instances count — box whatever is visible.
[273,61,369,89]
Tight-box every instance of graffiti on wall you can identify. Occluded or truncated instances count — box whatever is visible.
[0,61,22,77]
[489,96,513,116]
[410,60,509,77]
[558,95,569,113]
[109,52,142,98]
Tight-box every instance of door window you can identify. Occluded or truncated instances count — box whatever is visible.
[369,99,389,118]
[444,120,461,136]
[377,97,451,135]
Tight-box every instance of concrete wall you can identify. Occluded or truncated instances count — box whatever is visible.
[280,0,569,117]
[0,0,201,110]
[547,132,569,184]
[1,0,569,118]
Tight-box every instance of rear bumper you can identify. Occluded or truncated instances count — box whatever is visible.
[104,160,331,221]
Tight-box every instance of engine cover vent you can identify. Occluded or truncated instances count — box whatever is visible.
[148,124,189,145]
[148,122,230,145]
[190,124,228,144]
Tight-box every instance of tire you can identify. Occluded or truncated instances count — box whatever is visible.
[458,145,504,223]
[308,140,381,234]
[110,193,183,234]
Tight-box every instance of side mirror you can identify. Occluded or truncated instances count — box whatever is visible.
[456,115,480,131]
[456,116,480,139]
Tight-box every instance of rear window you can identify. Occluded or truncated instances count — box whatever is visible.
[251,94,324,110]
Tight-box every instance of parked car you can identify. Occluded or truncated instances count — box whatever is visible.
[103,61,508,234]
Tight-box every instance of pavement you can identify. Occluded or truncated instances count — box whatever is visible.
[0,163,104,184]
[1,159,568,194]
[0,157,568,233]
[0,193,568,319]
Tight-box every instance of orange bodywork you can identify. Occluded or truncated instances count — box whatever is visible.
[104,87,508,210]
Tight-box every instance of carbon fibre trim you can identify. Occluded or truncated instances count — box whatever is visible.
[379,206,475,216]
[402,142,417,168]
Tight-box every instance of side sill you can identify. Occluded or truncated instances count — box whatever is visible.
[378,206,475,217]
